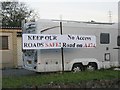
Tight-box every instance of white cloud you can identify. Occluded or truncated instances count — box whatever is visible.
[18,0,119,2]
[1,0,118,22]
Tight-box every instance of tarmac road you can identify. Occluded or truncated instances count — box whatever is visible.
[2,67,120,77]
[2,68,37,77]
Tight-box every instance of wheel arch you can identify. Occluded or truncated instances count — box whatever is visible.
[69,58,100,71]
[72,63,83,70]
[71,63,84,71]
[87,62,98,70]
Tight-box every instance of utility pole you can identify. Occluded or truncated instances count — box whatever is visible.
[60,15,64,72]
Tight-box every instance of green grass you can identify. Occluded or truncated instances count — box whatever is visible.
[2,70,120,88]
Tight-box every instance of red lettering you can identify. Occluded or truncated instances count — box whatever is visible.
[49,43,54,47]
[45,43,49,47]
[56,43,58,47]
[88,43,90,47]
[84,43,87,47]
[44,42,61,47]
[93,44,96,47]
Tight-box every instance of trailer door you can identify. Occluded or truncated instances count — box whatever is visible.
[117,36,120,65]
[100,33,111,68]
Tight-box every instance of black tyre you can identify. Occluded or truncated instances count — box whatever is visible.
[72,64,84,72]
[86,63,97,71]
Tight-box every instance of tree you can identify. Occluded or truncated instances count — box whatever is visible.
[1,1,37,27]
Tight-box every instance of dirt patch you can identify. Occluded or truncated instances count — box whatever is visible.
[41,79,120,88]
[23,79,120,88]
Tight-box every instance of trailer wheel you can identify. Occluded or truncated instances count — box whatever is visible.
[72,64,84,72]
[86,63,97,71]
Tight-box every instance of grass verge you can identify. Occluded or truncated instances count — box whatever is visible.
[2,69,120,88]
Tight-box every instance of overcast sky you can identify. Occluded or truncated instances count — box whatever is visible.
[2,0,120,22]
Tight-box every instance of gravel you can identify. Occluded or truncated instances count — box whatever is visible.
[2,68,36,77]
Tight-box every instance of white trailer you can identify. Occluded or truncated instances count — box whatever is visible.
[22,19,120,72]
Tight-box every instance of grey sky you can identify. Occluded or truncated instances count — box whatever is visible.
[2,0,120,22]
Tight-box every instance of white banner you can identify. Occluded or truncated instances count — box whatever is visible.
[63,34,96,48]
[22,34,96,49]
